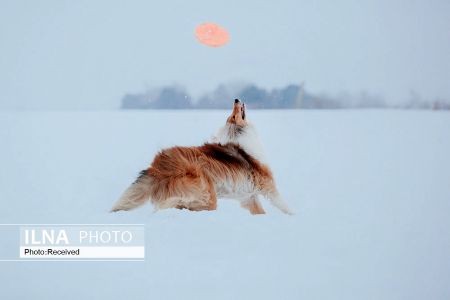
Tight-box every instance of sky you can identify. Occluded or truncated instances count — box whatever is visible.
[1,0,449,110]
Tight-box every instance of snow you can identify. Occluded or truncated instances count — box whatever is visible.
[0,110,449,299]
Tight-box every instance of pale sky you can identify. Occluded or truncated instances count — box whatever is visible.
[1,0,449,110]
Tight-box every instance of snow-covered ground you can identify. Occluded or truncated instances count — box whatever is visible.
[0,110,449,299]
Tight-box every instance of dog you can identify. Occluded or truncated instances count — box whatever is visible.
[111,99,292,215]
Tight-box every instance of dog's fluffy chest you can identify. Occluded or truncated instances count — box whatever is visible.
[214,178,257,201]
[212,122,267,165]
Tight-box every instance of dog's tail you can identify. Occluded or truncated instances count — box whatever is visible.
[111,170,152,212]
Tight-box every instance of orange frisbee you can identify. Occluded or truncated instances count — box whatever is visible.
[195,22,230,47]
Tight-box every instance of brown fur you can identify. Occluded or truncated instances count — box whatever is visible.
[241,196,266,214]
[226,101,247,127]
[144,143,275,212]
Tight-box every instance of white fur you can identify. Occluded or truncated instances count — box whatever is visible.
[210,120,293,215]
[211,122,267,164]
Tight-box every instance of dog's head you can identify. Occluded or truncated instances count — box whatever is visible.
[226,99,247,127]
[212,98,265,162]
[219,98,250,141]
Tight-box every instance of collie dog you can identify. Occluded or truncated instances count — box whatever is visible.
[111,99,292,215]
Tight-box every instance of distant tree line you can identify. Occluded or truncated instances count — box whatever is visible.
[121,83,450,110]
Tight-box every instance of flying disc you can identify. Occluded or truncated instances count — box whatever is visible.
[195,22,230,47]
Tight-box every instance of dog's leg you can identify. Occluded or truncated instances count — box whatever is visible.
[179,176,217,212]
[241,195,266,215]
[206,179,217,210]
[265,190,294,215]
[152,168,218,212]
